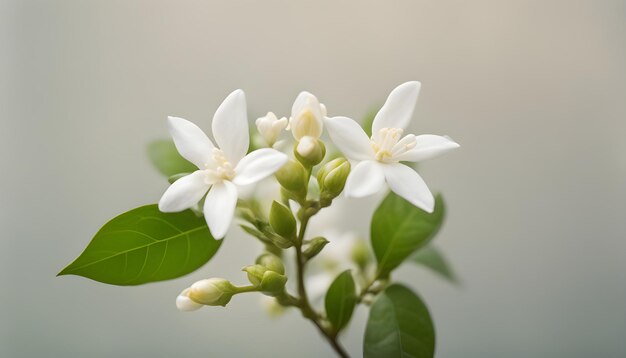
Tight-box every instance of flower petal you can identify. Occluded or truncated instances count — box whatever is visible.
[158,170,209,212]
[232,148,288,186]
[395,134,460,162]
[325,116,375,161]
[383,163,434,213]
[167,116,215,169]
[344,160,385,198]
[176,288,203,311]
[290,91,324,140]
[372,81,421,136]
[203,181,238,239]
[212,89,249,165]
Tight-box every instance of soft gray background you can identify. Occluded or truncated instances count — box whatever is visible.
[2,0,625,357]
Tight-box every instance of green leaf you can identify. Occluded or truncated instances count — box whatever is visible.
[371,193,445,277]
[147,139,197,177]
[364,284,435,358]
[410,246,457,283]
[58,205,221,285]
[324,270,357,332]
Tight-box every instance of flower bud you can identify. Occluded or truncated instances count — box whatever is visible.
[303,236,329,260]
[176,287,203,311]
[242,264,268,286]
[351,239,372,270]
[295,136,326,166]
[269,201,297,240]
[188,278,236,307]
[256,112,288,147]
[317,158,350,199]
[256,253,285,275]
[290,91,324,140]
[259,270,288,296]
[274,159,308,196]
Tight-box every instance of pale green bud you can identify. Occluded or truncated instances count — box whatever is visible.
[303,237,329,260]
[256,253,285,275]
[188,278,236,307]
[318,158,350,203]
[259,270,288,296]
[269,201,297,240]
[351,239,372,269]
[243,264,268,286]
[274,159,308,198]
[294,136,326,166]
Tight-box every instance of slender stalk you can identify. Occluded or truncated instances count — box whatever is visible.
[294,211,350,358]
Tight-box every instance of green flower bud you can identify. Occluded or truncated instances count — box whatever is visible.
[242,264,268,286]
[294,136,326,166]
[269,201,297,240]
[303,236,329,260]
[275,159,308,196]
[351,239,372,269]
[259,270,288,296]
[256,253,285,275]
[318,158,350,203]
[188,278,236,307]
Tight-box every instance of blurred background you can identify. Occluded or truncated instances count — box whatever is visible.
[1,0,625,357]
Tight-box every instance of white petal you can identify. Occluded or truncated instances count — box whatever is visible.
[212,89,249,165]
[167,116,215,169]
[344,160,385,198]
[325,116,375,161]
[232,148,288,186]
[372,81,421,136]
[290,91,324,140]
[176,288,202,311]
[383,163,434,213]
[158,171,209,212]
[395,134,460,162]
[203,181,238,239]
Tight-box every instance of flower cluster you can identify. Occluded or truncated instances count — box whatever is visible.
[161,81,459,318]
[59,80,460,358]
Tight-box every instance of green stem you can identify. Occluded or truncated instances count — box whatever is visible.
[294,210,350,358]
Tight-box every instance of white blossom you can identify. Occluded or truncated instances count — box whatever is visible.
[325,81,459,212]
[158,90,288,239]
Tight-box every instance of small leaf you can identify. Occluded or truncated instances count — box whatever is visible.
[324,270,357,332]
[364,284,435,358]
[410,246,457,283]
[147,139,197,177]
[371,192,445,276]
[58,205,221,285]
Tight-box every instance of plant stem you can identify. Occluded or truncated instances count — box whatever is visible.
[294,211,350,358]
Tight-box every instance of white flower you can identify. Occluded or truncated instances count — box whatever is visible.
[325,81,459,213]
[176,287,202,311]
[289,91,327,158]
[255,112,288,147]
[158,90,288,239]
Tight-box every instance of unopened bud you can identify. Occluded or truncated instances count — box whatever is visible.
[303,237,329,260]
[317,158,350,203]
[188,278,236,307]
[176,287,203,311]
[351,239,372,269]
[275,159,308,197]
[243,264,268,286]
[295,136,326,166]
[290,91,324,140]
[256,253,285,275]
[256,112,288,147]
[260,270,288,296]
[269,201,297,240]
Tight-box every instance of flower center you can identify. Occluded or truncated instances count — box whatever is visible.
[371,128,417,163]
[204,148,235,184]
